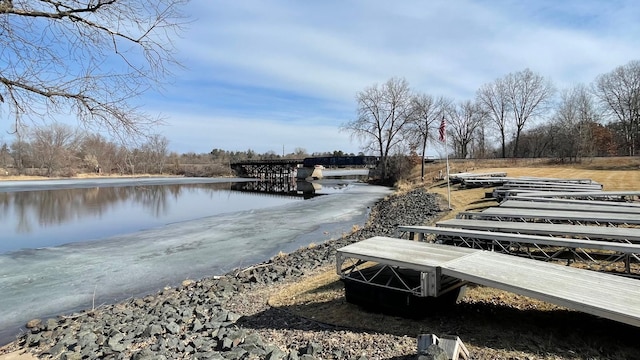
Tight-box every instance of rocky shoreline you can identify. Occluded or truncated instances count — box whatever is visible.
[1,188,445,359]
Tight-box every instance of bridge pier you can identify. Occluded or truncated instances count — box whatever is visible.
[295,166,323,180]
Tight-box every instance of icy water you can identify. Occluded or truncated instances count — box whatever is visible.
[0,175,391,345]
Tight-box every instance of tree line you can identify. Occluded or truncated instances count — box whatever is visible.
[0,124,358,177]
[342,60,640,181]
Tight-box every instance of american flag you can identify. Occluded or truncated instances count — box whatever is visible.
[438,117,446,142]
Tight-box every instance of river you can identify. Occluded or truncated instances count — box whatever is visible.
[0,173,392,345]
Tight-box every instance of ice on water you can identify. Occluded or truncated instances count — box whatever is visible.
[0,180,390,343]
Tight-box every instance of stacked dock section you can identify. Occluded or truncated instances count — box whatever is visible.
[336,173,640,328]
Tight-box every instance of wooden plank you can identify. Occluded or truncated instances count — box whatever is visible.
[500,199,640,215]
[338,237,640,328]
[436,219,640,243]
[502,183,602,190]
[337,236,476,273]
[395,225,640,253]
[505,196,640,208]
[477,207,640,225]
[506,178,597,185]
[521,190,640,199]
[440,250,640,327]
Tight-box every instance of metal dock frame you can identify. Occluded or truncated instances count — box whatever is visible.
[336,238,470,298]
[336,236,640,328]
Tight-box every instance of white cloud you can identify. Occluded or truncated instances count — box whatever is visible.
[159,112,362,155]
[6,0,639,156]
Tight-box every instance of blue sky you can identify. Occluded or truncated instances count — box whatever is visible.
[5,0,640,156]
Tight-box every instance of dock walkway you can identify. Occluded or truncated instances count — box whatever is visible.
[336,236,640,327]
[460,207,640,226]
[435,218,640,243]
[499,199,640,215]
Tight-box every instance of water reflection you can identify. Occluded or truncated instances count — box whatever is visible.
[232,179,323,199]
[0,182,236,234]
[0,176,367,255]
[0,181,310,254]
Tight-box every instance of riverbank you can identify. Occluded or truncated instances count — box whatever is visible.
[0,187,445,359]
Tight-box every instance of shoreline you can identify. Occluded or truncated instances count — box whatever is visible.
[1,187,445,359]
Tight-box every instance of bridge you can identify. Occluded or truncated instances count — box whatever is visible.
[230,156,378,180]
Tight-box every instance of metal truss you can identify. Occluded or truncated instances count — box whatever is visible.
[336,255,467,298]
[437,234,638,278]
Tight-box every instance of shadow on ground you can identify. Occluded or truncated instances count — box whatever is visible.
[237,287,640,359]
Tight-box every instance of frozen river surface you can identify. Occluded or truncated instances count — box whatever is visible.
[0,176,391,344]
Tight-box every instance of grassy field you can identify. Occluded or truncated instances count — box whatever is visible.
[269,157,640,359]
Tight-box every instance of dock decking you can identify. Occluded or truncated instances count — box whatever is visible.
[461,207,640,226]
[499,199,640,214]
[435,218,640,243]
[336,236,640,327]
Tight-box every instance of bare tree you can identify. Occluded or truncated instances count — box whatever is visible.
[0,0,188,135]
[409,94,451,180]
[552,84,601,161]
[342,77,415,180]
[504,69,555,157]
[80,134,120,174]
[476,77,510,158]
[447,100,485,158]
[30,123,80,176]
[144,134,170,173]
[592,60,640,156]
[0,142,10,171]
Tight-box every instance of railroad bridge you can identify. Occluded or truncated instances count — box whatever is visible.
[230,156,378,180]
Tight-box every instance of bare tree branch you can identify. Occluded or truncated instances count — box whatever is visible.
[0,0,188,137]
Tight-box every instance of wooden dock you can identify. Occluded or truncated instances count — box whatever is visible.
[336,236,640,327]
[395,225,640,275]
[435,218,640,244]
[460,207,640,226]
[499,199,640,214]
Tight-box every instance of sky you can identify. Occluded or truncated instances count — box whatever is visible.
[5,0,640,156]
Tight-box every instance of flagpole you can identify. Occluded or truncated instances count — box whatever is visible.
[439,116,451,210]
[444,129,451,210]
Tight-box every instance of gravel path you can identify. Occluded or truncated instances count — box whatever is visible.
[0,188,445,360]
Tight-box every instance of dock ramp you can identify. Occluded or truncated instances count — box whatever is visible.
[337,236,640,327]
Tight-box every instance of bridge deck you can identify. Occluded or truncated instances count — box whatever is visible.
[435,219,640,243]
[499,199,640,214]
[337,237,640,327]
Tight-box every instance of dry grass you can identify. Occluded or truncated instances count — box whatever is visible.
[268,157,640,359]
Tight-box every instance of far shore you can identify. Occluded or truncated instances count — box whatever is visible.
[0,173,182,182]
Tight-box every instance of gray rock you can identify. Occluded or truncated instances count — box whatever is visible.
[59,351,82,360]
[266,347,288,360]
[45,318,58,331]
[25,333,41,347]
[223,347,248,359]
[301,341,322,356]
[238,343,266,357]
[131,348,156,360]
[143,323,163,337]
[191,318,205,332]
[287,350,300,360]
[165,321,181,335]
[242,333,264,348]
[417,344,448,360]
[299,355,318,360]
[196,352,226,360]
